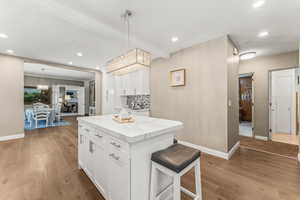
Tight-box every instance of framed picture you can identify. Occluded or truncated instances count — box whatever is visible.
[170,68,186,87]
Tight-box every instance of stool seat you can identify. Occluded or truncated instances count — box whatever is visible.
[151,144,201,173]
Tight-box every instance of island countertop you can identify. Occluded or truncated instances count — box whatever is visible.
[77,115,183,143]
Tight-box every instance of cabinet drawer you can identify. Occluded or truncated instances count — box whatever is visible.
[90,130,106,146]
[108,148,130,165]
[108,136,129,153]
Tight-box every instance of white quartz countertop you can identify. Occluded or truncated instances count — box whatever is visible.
[77,115,183,143]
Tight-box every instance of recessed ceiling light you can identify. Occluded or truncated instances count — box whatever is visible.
[253,0,265,8]
[0,33,8,39]
[240,52,256,60]
[6,49,14,54]
[76,52,83,57]
[171,36,179,43]
[68,61,73,65]
[258,31,269,38]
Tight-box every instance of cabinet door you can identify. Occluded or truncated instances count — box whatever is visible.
[85,140,94,179]
[142,68,150,95]
[135,68,150,95]
[108,151,130,200]
[78,133,86,168]
[93,143,108,198]
[115,75,123,96]
[124,73,134,96]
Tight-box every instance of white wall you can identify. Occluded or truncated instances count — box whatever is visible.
[0,55,24,138]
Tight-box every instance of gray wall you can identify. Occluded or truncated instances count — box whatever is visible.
[0,55,24,137]
[24,75,84,87]
[239,51,299,138]
[150,36,238,153]
[227,40,240,150]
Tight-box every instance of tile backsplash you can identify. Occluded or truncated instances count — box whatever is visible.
[126,95,150,110]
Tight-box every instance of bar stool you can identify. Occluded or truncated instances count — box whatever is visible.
[150,144,202,200]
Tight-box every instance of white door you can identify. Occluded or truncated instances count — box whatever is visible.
[272,70,293,134]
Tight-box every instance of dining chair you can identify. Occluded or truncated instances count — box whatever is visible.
[33,110,50,128]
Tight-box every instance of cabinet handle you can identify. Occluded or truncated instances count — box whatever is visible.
[110,142,121,148]
[80,135,83,144]
[109,153,120,160]
[96,134,103,138]
[89,141,94,153]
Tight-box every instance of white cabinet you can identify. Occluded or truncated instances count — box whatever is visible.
[93,141,108,198]
[135,68,150,95]
[78,116,180,200]
[107,150,130,200]
[115,68,150,96]
[78,123,130,200]
[78,132,88,169]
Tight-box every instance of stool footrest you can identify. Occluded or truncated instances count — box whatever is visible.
[155,183,173,200]
[181,186,200,200]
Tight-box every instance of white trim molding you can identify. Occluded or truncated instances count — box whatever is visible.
[228,141,240,160]
[254,135,268,141]
[0,133,24,142]
[178,140,240,160]
[298,154,300,162]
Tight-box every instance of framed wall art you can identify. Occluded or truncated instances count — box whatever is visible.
[170,68,186,87]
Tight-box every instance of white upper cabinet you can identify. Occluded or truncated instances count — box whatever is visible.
[115,68,150,96]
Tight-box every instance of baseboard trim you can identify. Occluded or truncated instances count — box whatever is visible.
[0,133,24,142]
[254,135,268,141]
[298,154,300,162]
[228,141,240,160]
[178,140,240,160]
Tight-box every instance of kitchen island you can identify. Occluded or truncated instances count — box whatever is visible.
[77,115,183,200]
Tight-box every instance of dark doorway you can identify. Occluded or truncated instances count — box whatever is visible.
[239,74,253,137]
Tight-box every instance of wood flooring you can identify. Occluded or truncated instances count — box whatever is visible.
[240,136,299,159]
[0,117,300,200]
[272,133,299,146]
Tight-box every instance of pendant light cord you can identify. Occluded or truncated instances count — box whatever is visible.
[127,13,130,50]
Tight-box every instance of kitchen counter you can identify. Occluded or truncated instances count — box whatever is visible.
[77,115,183,200]
[77,115,183,143]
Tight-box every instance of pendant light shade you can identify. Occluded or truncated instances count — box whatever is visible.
[107,48,151,75]
[107,10,151,75]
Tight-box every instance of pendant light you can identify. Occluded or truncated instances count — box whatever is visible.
[106,10,151,75]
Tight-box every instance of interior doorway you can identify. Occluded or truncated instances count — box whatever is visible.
[269,68,299,145]
[239,73,254,137]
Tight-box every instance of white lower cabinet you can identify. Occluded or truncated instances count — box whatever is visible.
[92,141,108,198]
[78,123,130,200]
[107,150,130,200]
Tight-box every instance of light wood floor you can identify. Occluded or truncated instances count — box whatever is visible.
[272,133,299,145]
[1,117,300,200]
[240,136,299,159]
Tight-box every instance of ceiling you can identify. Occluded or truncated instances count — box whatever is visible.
[24,63,95,81]
[0,0,299,69]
